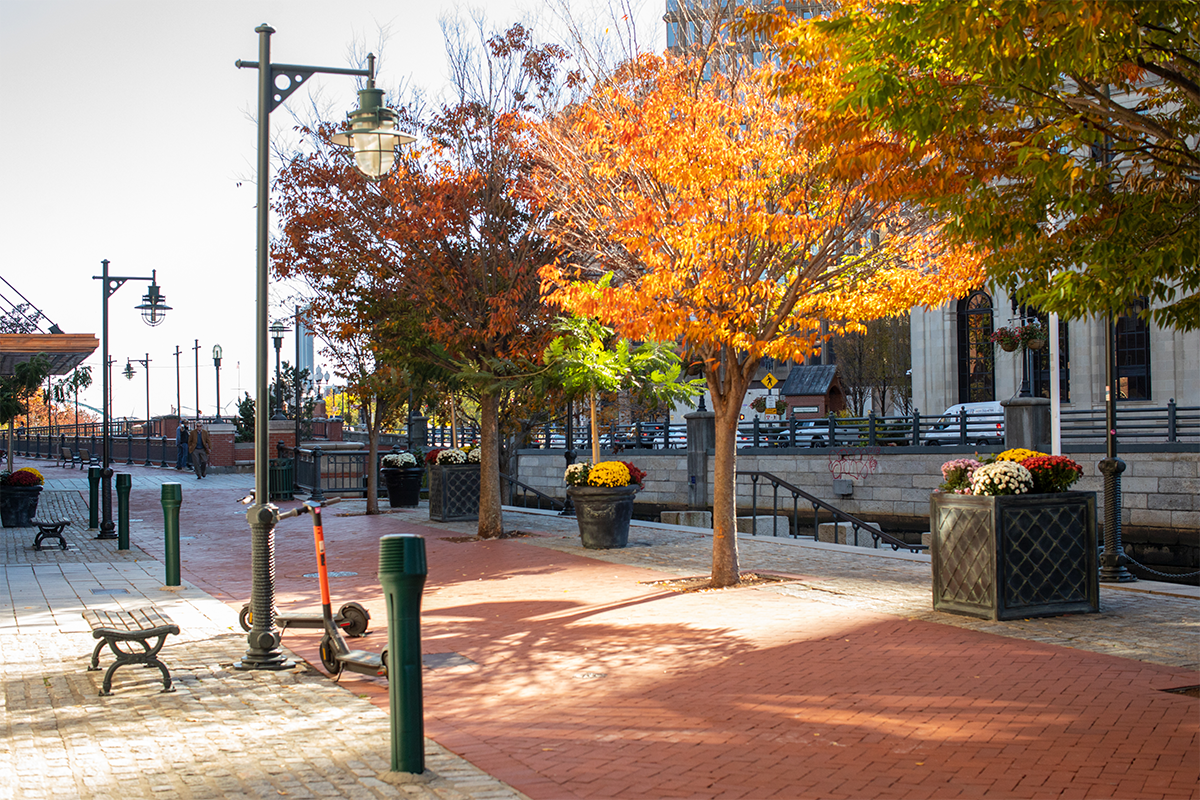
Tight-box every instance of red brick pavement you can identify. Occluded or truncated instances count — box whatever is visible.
[116,478,1200,800]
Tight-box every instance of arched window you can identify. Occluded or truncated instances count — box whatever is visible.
[957,291,995,403]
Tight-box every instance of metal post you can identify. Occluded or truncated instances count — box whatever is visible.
[174,345,182,417]
[237,23,291,671]
[161,483,182,586]
[378,534,428,775]
[143,353,152,467]
[97,259,115,539]
[1099,314,1135,582]
[116,473,131,550]
[193,339,201,420]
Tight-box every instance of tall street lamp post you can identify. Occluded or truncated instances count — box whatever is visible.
[269,321,289,420]
[92,259,169,538]
[235,23,414,671]
[126,354,153,466]
[213,345,224,422]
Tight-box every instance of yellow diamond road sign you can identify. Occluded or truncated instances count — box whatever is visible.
[761,373,778,390]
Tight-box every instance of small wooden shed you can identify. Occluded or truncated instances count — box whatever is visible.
[778,364,846,419]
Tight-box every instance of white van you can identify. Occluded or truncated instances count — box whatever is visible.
[924,401,1005,446]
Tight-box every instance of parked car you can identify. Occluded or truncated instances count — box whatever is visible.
[924,401,1005,446]
[792,419,828,448]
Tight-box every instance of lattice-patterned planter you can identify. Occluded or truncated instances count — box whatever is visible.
[930,491,1098,620]
[428,464,480,522]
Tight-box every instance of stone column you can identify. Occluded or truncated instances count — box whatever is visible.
[686,409,715,510]
[1001,396,1050,451]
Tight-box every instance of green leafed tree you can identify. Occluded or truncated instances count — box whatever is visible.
[749,0,1199,329]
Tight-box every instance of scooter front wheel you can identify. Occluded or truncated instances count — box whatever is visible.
[238,605,252,632]
[338,602,371,637]
[319,634,343,676]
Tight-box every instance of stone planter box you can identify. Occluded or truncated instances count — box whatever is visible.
[930,491,1098,620]
[568,485,637,549]
[429,464,480,522]
[381,467,424,508]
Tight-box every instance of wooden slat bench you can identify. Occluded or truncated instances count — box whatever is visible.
[31,518,70,551]
[83,607,180,696]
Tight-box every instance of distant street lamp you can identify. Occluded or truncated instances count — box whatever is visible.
[213,344,224,422]
[235,24,414,671]
[93,260,169,538]
[270,322,288,420]
[126,354,153,466]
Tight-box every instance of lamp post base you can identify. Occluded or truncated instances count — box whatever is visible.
[235,503,294,670]
[96,468,117,539]
[1098,457,1137,583]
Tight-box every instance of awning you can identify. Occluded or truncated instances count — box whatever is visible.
[0,334,99,376]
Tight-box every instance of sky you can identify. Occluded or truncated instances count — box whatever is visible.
[0,0,661,421]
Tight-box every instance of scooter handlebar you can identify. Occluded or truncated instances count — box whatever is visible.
[277,496,343,521]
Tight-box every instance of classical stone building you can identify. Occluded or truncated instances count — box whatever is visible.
[911,286,1198,419]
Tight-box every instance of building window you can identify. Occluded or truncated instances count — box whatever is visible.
[1032,316,1070,402]
[957,291,995,403]
[1116,299,1151,400]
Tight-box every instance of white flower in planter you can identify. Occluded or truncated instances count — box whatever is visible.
[382,452,418,468]
[435,448,468,465]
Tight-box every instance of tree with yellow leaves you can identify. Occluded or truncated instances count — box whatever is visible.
[535,52,983,587]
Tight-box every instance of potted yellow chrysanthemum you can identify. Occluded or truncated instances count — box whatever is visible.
[564,460,645,549]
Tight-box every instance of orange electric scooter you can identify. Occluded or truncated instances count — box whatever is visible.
[237,497,371,640]
[303,500,388,680]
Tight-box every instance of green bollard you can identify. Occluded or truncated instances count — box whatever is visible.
[116,474,131,550]
[161,483,182,587]
[378,534,428,774]
[87,466,101,529]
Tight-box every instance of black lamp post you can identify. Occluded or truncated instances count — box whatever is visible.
[235,24,414,671]
[93,260,169,539]
[269,322,288,420]
[126,354,153,466]
[213,344,223,422]
[1099,315,1136,582]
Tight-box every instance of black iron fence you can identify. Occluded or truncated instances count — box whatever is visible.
[738,470,926,553]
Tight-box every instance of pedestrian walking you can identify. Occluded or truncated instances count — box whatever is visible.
[189,424,211,479]
[175,420,190,470]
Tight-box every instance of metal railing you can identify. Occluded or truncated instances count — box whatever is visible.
[739,470,926,553]
[500,473,565,512]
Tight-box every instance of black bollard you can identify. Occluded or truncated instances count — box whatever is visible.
[87,466,101,529]
[116,473,131,550]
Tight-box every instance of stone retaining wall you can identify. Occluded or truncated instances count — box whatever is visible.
[514,448,1199,537]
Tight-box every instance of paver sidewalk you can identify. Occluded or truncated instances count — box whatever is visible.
[5,455,1199,799]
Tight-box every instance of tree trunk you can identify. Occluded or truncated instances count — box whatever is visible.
[477,391,504,539]
[710,397,741,587]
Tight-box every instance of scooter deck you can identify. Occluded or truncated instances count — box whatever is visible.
[339,650,386,678]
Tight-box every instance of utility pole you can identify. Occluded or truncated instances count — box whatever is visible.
[174,345,182,416]
[192,339,201,420]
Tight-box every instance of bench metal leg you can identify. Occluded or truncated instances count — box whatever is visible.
[91,635,175,695]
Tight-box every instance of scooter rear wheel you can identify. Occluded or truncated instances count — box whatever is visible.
[238,605,252,632]
[319,634,342,676]
[338,602,371,637]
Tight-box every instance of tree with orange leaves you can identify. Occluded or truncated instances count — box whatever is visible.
[536,52,983,587]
